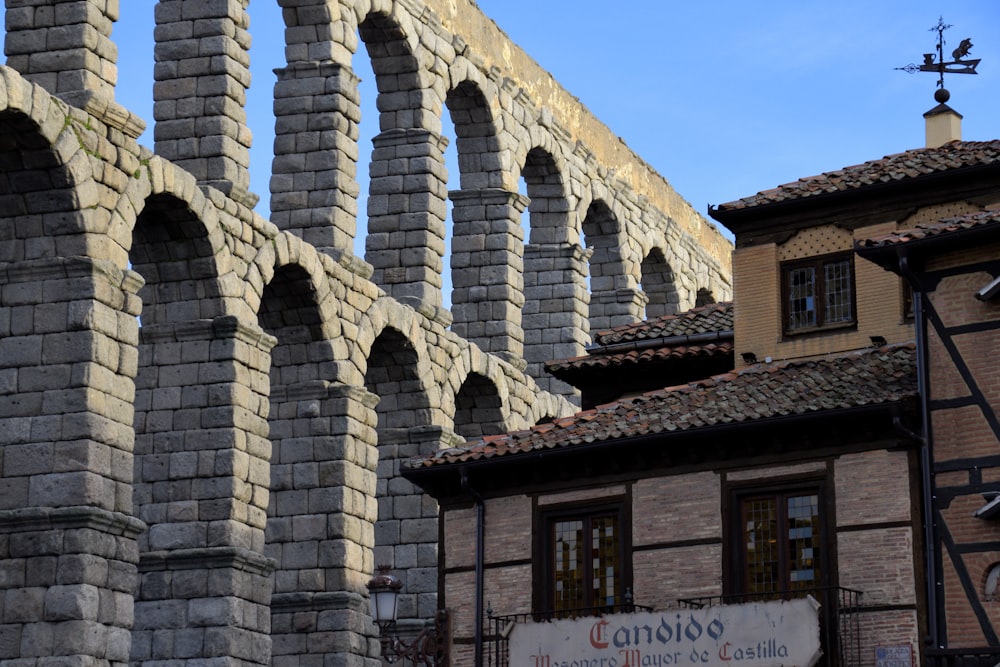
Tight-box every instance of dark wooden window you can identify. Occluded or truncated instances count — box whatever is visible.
[541,504,627,615]
[737,488,824,596]
[782,253,855,334]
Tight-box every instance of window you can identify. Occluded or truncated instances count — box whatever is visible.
[540,503,628,616]
[735,487,825,597]
[782,253,855,334]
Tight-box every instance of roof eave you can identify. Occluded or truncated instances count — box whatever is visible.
[711,162,1000,240]
[857,218,1000,272]
[402,399,917,499]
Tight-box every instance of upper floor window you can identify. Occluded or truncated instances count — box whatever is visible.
[782,253,855,334]
[540,502,629,617]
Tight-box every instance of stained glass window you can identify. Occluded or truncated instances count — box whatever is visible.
[549,509,622,615]
[740,490,822,597]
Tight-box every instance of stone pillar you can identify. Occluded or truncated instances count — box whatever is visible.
[131,316,276,666]
[366,128,449,324]
[0,256,145,666]
[272,61,362,261]
[268,383,382,667]
[4,0,145,137]
[375,425,462,623]
[153,0,256,206]
[450,188,528,365]
[589,287,647,332]
[522,242,591,399]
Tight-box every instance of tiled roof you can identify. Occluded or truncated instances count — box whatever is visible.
[592,302,733,346]
[545,340,733,375]
[546,302,734,374]
[857,208,1000,250]
[410,344,916,469]
[714,140,1000,212]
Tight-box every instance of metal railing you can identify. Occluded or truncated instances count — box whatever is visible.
[677,587,864,667]
[487,601,652,667]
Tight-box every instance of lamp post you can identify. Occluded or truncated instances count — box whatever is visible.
[367,566,450,667]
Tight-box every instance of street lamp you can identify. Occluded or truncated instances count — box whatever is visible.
[367,566,450,667]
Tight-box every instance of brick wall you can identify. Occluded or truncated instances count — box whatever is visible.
[922,237,1000,649]
[440,446,921,666]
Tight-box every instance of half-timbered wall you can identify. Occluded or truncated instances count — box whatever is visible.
[920,241,1000,649]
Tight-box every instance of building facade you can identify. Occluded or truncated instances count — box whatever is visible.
[407,121,1000,666]
[860,209,1000,663]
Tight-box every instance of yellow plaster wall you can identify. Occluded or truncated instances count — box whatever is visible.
[734,222,915,365]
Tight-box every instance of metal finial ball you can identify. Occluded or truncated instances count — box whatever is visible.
[934,88,951,104]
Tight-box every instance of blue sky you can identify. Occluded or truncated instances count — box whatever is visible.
[109,1,998,239]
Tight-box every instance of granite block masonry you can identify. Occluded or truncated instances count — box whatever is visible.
[0,0,731,665]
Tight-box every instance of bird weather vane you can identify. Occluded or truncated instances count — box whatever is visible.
[896,17,980,92]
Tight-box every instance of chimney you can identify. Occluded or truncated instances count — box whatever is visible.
[924,89,962,148]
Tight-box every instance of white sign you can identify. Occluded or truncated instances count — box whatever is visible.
[876,645,912,667]
[509,598,822,667]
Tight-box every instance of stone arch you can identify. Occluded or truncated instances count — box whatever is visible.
[640,246,680,318]
[257,253,367,666]
[128,189,278,665]
[0,86,147,665]
[129,193,229,324]
[446,75,528,361]
[364,322,441,622]
[453,372,506,439]
[518,143,587,399]
[355,7,450,312]
[357,7,437,133]
[442,344,514,430]
[521,145,572,242]
[581,198,635,332]
[446,78,503,190]
[0,105,93,261]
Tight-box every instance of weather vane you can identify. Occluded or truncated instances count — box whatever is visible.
[896,17,979,101]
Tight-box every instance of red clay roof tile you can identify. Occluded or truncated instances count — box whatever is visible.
[546,302,734,374]
[410,343,916,469]
[858,208,1000,250]
[714,140,1000,211]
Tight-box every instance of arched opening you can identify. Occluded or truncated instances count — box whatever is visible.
[446,80,515,341]
[581,199,628,333]
[640,247,679,319]
[130,194,258,665]
[365,327,437,623]
[259,262,346,666]
[454,373,505,439]
[0,111,82,262]
[358,12,447,309]
[520,146,583,398]
[130,194,225,324]
[246,0,285,215]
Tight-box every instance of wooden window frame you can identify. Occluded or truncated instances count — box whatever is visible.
[535,499,631,617]
[725,478,833,598]
[781,252,857,336]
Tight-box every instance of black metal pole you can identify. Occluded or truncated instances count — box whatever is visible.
[461,469,486,667]
[900,254,941,648]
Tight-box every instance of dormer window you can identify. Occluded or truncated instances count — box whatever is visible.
[781,253,855,334]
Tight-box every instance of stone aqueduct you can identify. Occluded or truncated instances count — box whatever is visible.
[0,0,731,664]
